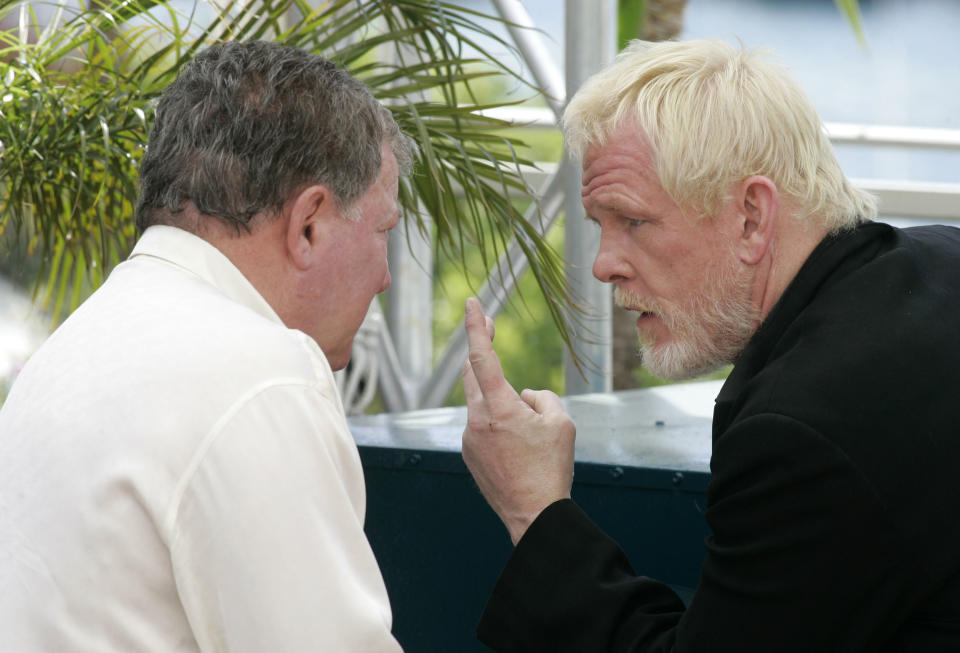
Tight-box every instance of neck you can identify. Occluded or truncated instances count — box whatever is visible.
[755,217,830,321]
[179,205,294,319]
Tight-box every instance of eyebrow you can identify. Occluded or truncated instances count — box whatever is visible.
[584,200,627,220]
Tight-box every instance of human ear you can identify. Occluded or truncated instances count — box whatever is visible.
[737,176,779,265]
[285,185,330,270]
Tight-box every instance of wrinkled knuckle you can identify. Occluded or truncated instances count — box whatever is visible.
[468,351,490,367]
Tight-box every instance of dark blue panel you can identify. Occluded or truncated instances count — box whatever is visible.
[361,447,711,653]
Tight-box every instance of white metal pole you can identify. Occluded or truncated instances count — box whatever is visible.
[563,0,617,396]
[386,218,433,397]
[490,0,566,118]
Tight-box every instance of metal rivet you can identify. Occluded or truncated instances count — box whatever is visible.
[672,472,684,486]
[610,466,624,480]
[406,453,422,466]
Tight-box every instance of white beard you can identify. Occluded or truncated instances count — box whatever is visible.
[615,258,759,381]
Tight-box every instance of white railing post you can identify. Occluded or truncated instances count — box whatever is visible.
[562,0,617,395]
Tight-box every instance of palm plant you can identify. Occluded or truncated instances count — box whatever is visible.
[0,0,576,347]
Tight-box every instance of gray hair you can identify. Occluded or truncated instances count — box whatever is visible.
[563,39,876,230]
[135,40,412,232]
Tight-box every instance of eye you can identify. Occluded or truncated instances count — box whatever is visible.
[626,218,646,228]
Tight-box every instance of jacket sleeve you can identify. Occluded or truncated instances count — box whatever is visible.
[477,413,920,653]
[167,382,403,653]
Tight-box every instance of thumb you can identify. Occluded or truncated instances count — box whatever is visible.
[519,388,565,416]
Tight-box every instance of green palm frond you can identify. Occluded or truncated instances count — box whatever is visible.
[0,0,580,358]
[0,0,165,317]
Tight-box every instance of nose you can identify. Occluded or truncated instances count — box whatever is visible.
[592,232,631,284]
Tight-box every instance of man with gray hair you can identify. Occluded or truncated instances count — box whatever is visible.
[0,41,408,651]
[462,39,960,651]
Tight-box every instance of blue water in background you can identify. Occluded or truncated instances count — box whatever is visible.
[682,0,960,184]
[456,0,960,185]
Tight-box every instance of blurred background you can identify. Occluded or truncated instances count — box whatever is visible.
[2,0,958,407]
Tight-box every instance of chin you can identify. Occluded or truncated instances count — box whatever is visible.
[320,339,354,372]
[638,337,728,382]
[640,327,748,381]
[643,353,725,382]
[328,353,351,372]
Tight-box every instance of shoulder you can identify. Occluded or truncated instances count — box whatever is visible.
[111,250,339,392]
[21,252,343,435]
[741,223,960,421]
[716,223,960,555]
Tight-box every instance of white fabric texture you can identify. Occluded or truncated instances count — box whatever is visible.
[0,226,402,652]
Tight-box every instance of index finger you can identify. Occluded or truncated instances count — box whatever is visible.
[461,314,495,407]
[464,297,513,399]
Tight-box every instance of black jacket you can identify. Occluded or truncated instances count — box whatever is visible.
[477,222,960,652]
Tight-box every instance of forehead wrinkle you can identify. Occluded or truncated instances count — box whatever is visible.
[581,167,631,202]
[582,128,659,181]
[582,170,649,217]
[582,149,657,196]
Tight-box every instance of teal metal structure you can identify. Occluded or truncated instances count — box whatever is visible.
[352,381,719,651]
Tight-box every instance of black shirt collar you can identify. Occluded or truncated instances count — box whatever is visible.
[712,221,895,435]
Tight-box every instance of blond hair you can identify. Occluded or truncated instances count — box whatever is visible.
[563,39,876,229]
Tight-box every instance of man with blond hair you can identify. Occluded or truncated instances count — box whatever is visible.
[461,39,960,651]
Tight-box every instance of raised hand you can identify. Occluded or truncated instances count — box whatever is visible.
[460,297,576,545]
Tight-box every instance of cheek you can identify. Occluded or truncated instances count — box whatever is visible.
[359,240,390,289]
[657,241,715,291]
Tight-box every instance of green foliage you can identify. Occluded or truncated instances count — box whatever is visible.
[0,0,165,321]
[421,83,567,403]
[0,0,581,352]
[617,0,646,50]
[435,202,566,404]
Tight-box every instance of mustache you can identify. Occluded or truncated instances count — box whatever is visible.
[613,287,666,317]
